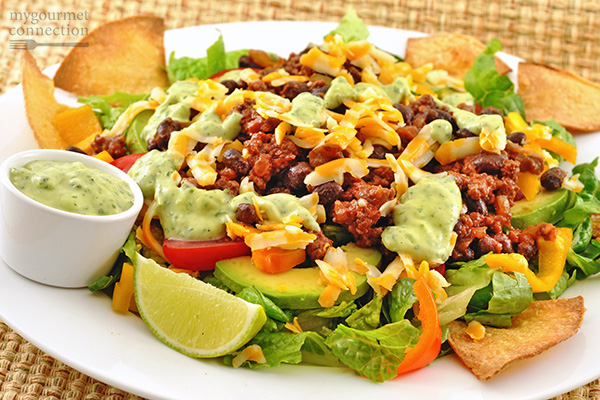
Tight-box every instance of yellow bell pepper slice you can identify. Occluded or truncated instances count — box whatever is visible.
[92,150,114,163]
[112,262,135,313]
[484,227,573,293]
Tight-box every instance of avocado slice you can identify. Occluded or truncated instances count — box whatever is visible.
[214,243,381,309]
[510,188,575,230]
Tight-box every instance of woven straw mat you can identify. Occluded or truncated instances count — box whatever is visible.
[1,0,600,399]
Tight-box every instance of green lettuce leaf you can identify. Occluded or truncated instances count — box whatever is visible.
[345,295,383,330]
[387,277,417,322]
[228,331,328,368]
[236,286,290,323]
[88,231,138,292]
[167,33,248,82]
[464,39,525,117]
[324,321,420,382]
[465,272,533,327]
[325,6,369,42]
[78,92,148,130]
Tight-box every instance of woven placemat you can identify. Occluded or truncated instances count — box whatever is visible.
[1,0,599,398]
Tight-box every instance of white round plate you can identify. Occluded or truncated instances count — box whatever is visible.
[0,21,599,400]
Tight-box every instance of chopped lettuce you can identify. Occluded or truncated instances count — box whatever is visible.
[227,331,320,368]
[167,33,248,82]
[236,286,290,323]
[464,39,526,117]
[387,277,417,323]
[446,258,533,327]
[324,321,420,382]
[88,231,138,292]
[345,295,383,330]
[325,6,369,42]
[78,92,148,130]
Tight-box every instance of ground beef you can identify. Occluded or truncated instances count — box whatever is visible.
[91,134,127,159]
[364,167,395,187]
[306,230,333,261]
[308,144,348,167]
[332,178,395,247]
[206,177,240,196]
[277,81,310,100]
[243,132,300,191]
[233,99,281,135]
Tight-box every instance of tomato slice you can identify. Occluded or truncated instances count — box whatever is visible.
[110,152,146,173]
[162,238,251,271]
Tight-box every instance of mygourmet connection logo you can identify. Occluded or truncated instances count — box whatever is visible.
[8,10,90,49]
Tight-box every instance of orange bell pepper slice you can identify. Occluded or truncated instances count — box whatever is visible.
[251,247,306,274]
[396,277,442,376]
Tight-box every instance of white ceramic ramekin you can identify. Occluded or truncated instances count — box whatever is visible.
[0,149,143,288]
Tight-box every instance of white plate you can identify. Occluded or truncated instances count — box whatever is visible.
[1,21,600,400]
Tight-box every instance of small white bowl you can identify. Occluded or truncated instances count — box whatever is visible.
[0,149,144,288]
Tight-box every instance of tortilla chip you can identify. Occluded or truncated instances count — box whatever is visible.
[53,16,169,96]
[405,33,511,79]
[518,62,600,133]
[447,296,585,381]
[21,50,72,149]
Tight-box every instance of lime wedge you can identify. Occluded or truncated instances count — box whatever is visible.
[133,254,266,358]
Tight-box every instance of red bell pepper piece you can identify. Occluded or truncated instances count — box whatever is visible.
[110,152,146,173]
[162,237,251,271]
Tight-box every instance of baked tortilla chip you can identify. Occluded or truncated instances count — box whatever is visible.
[21,50,72,149]
[405,33,511,79]
[53,16,169,96]
[518,62,600,133]
[447,296,585,381]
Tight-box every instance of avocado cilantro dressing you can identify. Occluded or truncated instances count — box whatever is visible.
[10,160,134,216]
[128,150,180,198]
[232,192,321,232]
[382,175,461,264]
[182,104,242,143]
[281,92,326,128]
[155,179,235,240]
[140,80,200,143]
[427,119,453,144]
[442,92,475,108]
[323,76,415,109]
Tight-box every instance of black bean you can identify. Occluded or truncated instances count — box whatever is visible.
[507,131,527,145]
[480,106,503,116]
[465,196,488,215]
[455,128,476,139]
[314,182,343,206]
[540,167,566,190]
[470,152,507,175]
[235,203,259,225]
[394,104,414,123]
[66,146,87,154]
[222,148,249,175]
[279,81,310,100]
[282,162,312,191]
[221,80,242,95]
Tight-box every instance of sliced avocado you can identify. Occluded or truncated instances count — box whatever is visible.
[214,243,381,309]
[510,189,575,230]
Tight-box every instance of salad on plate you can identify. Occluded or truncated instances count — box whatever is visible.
[14,8,600,384]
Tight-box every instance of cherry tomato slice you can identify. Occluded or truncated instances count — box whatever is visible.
[110,153,146,173]
[162,238,251,271]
